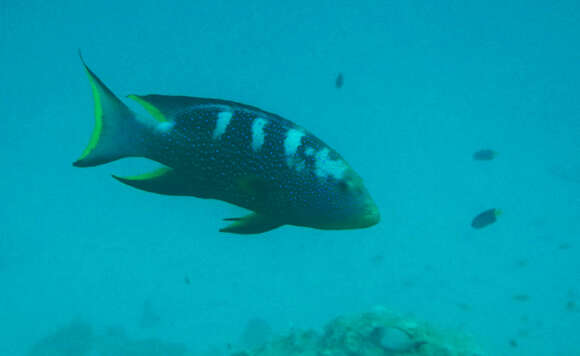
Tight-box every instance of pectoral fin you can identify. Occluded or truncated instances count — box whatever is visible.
[113,167,211,198]
[220,213,283,234]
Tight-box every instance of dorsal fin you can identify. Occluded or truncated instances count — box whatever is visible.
[127,95,219,122]
[127,94,281,121]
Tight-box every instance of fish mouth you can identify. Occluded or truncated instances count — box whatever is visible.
[309,202,380,230]
[306,195,381,231]
[338,198,380,230]
[359,202,381,228]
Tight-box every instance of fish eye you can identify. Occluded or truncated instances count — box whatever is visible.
[338,180,349,192]
[339,177,365,196]
[338,178,359,193]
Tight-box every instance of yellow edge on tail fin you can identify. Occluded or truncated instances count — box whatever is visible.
[127,95,168,123]
[77,57,104,162]
[74,53,145,167]
[494,209,503,217]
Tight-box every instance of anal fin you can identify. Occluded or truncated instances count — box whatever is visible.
[113,167,210,198]
[220,213,283,234]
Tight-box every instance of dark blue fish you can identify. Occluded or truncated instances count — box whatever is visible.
[471,208,502,229]
[335,73,344,88]
[74,58,380,234]
[473,149,498,161]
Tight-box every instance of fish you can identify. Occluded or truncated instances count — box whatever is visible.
[471,208,501,229]
[472,149,497,161]
[73,57,380,234]
[559,242,572,250]
[335,73,344,89]
[512,294,530,302]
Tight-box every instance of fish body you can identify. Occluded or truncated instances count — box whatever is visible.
[74,58,379,234]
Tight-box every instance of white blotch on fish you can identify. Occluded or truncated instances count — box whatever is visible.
[284,129,305,157]
[284,128,307,172]
[314,147,347,179]
[251,117,268,152]
[213,111,233,140]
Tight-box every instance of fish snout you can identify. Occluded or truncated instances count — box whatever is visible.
[361,200,381,228]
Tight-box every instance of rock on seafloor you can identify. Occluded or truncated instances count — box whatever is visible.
[231,305,485,356]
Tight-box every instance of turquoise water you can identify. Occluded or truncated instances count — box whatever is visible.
[1,1,579,355]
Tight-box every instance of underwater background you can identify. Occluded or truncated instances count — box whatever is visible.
[1,0,579,355]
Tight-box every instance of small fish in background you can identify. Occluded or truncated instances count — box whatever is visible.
[515,259,528,268]
[517,328,530,337]
[472,149,498,161]
[566,289,577,311]
[513,294,530,302]
[335,72,344,88]
[184,275,191,285]
[401,279,415,288]
[370,254,384,265]
[455,302,471,311]
[558,242,572,250]
[471,208,502,229]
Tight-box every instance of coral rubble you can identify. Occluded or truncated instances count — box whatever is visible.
[233,306,484,356]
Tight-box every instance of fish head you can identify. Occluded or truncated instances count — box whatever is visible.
[309,168,380,230]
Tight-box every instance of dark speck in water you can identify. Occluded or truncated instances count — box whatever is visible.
[516,259,528,268]
[473,149,497,161]
[559,242,572,250]
[371,254,384,264]
[456,303,471,311]
[335,73,344,88]
[513,294,530,302]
